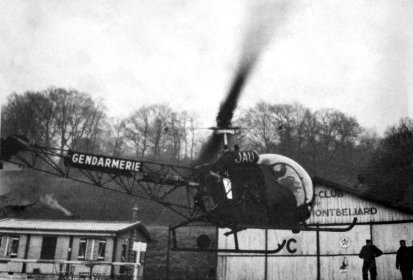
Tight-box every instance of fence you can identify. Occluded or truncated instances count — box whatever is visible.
[0,258,142,280]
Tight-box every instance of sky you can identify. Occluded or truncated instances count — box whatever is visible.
[0,0,412,134]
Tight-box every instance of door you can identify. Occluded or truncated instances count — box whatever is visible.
[40,236,57,259]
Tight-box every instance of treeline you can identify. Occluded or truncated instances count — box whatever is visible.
[234,102,379,183]
[2,88,105,154]
[1,88,202,164]
[359,119,413,197]
[2,88,412,190]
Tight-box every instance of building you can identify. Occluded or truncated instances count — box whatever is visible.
[217,178,413,280]
[0,219,151,279]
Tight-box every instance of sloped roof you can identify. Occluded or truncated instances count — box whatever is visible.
[312,176,413,214]
[0,218,151,240]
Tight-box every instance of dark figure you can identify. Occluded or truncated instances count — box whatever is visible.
[410,240,413,265]
[396,240,412,280]
[359,239,383,280]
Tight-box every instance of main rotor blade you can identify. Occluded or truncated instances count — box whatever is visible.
[196,58,255,165]
[216,61,252,128]
[196,0,291,165]
[218,0,292,127]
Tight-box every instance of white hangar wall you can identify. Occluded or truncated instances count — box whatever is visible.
[217,184,413,280]
[308,185,413,224]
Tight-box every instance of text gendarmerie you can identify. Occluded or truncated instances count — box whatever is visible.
[65,151,142,172]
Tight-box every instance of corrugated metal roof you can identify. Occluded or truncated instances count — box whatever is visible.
[0,218,142,233]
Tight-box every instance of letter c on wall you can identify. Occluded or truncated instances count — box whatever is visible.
[286,238,297,254]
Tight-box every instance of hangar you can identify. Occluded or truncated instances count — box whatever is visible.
[217,177,413,280]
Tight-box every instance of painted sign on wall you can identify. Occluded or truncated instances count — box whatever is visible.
[308,185,413,224]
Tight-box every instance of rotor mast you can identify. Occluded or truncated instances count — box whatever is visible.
[209,127,239,151]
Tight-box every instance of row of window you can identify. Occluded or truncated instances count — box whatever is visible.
[0,236,107,261]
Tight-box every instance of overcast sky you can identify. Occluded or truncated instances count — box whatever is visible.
[0,0,412,134]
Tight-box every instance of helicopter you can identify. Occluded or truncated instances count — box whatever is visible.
[0,2,357,254]
[0,126,356,254]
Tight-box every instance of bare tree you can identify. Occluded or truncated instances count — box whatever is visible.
[124,106,151,159]
[48,88,106,153]
[2,88,107,154]
[1,91,56,147]
[236,102,279,152]
[101,117,127,157]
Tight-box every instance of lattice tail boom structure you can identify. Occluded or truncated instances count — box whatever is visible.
[0,135,202,220]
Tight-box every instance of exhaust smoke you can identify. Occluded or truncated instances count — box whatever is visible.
[40,193,73,217]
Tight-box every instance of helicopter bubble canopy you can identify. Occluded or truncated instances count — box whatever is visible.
[258,154,313,207]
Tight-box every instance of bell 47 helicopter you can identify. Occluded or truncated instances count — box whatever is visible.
[0,125,356,254]
[0,2,356,254]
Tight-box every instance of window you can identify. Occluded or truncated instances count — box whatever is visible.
[9,237,20,258]
[121,244,127,262]
[120,244,128,274]
[223,178,233,199]
[139,252,146,264]
[78,239,87,260]
[272,163,305,206]
[97,240,106,260]
[40,236,57,260]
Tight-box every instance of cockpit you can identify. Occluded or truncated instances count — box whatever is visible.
[259,154,313,208]
[258,154,313,226]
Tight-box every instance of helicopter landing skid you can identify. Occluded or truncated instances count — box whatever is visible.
[168,223,287,254]
[223,227,247,236]
[170,241,287,254]
[167,218,357,254]
[301,217,358,232]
